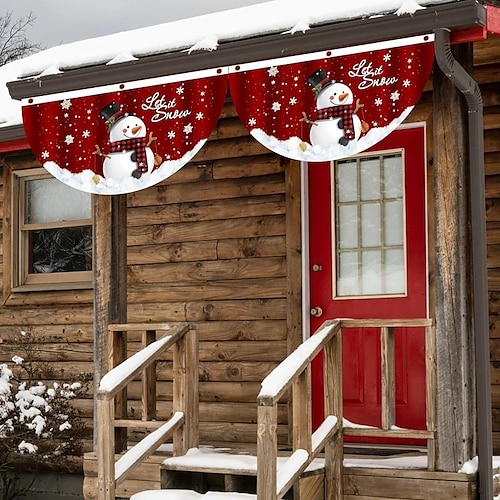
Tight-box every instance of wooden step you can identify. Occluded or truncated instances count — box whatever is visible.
[162,448,325,476]
[160,449,325,499]
[130,490,256,499]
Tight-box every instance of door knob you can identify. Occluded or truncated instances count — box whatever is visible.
[312,264,323,272]
[310,306,323,318]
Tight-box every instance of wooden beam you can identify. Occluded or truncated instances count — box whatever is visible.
[93,194,128,451]
[432,43,476,471]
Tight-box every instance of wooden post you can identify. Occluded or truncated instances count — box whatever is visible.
[432,44,476,471]
[292,368,311,453]
[172,327,199,456]
[142,329,157,421]
[426,323,437,471]
[93,194,128,452]
[285,159,303,449]
[257,403,278,500]
[380,327,395,430]
[324,328,343,500]
[97,396,115,500]
[109,327,128,452]
[184,326,199,450]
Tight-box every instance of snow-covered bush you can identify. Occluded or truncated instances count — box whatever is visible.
[0,329,90,499]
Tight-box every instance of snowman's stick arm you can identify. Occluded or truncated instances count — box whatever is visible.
[354,99,364,114]
[93,145,110,159]
[300,112,317,126]
[147,132,157,147]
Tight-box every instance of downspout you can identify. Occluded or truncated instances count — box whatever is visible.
[434,28,493,499]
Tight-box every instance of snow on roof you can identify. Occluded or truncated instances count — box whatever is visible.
[0,0,456,129]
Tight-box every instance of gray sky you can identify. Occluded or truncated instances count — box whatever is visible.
[7,1,269,49]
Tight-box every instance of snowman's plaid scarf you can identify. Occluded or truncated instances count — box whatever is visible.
[315,104,355,140]
[109,137,149,172]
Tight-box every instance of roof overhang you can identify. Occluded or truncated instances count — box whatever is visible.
[6,0,488,101]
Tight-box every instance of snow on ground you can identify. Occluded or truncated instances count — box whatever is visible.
[0,0,456,128]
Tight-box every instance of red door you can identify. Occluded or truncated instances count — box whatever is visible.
[309,125,428,435]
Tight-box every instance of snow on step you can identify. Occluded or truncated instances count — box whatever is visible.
[162,447,325,474]
[130,490,256,499]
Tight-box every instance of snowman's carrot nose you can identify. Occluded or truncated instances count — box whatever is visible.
[132,125,142,134]
[339,92,349,102]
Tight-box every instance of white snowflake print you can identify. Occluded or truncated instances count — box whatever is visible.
[168,130,176,139]
[60,99,72,110]
[248,118,257,127]
[383,53,391,62]
[196,112,204,120]
[407,58,413,65]
[403,79,411,88]
[390,90,401,102]
[82,130,91,138]
[64,135,74,145]
[183,123,193,135]
[271,102,281,112]
[268,66,279,77]
[289,97,297,105]
[64,113,69,118]
[41,151,49,159]
[176,85,185,95]
[375,97,383,106]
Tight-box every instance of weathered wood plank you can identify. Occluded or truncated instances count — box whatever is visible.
[128,173,284,208]
[128,257,286,284]
[432,44,475,471]
[127,215,286,246]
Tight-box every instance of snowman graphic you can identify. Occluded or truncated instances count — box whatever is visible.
[94,102,161,182]
[301,69,368,148]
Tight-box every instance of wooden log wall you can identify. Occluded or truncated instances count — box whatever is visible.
[0,100,302,460]
[124,102,300,447]
[479,36,500,453]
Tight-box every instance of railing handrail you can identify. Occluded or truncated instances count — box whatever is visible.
[97,322,198,500]
[258,319,341,405]
[256,317,436,500]
[98,322,190,398]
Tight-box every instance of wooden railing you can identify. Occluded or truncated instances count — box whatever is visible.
[256,318,436,500]
[96,322,198,500]
[257,320,344,500]
[340,318,436,468]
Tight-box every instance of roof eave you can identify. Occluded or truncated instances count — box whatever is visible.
[7,0,487,101]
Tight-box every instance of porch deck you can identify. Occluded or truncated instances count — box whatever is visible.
[89,319,477,499]
[83,447,479,499]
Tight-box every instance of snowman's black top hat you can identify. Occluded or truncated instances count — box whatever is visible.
[307,69,334,98]
[100,102,128,128]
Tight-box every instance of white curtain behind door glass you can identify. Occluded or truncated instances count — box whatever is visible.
[335,153,405,297]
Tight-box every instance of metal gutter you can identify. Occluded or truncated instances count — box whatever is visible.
[7,0,486,100]
[434,28,493,499]
[0,124,27,149]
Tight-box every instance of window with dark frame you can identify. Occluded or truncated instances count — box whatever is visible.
[12,168,92,291]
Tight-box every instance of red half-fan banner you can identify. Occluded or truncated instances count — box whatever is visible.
[229,35,434,162]
[22,71,228,195]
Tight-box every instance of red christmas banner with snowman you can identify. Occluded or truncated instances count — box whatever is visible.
[21,69,228,195]
[228,35,434,162]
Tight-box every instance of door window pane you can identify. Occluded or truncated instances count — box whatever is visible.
[334,153,405,297]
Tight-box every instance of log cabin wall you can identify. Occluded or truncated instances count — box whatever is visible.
[0,100,302,455]
[0,150,95,459]
[480,35,500,453]
[123,101,301,447]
